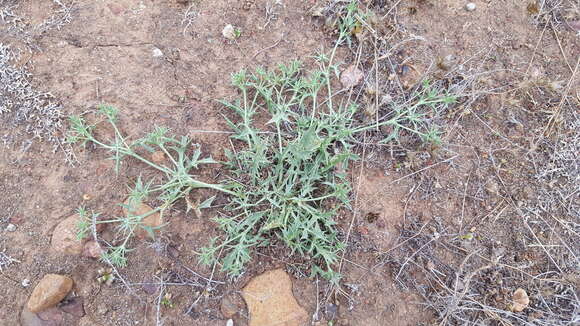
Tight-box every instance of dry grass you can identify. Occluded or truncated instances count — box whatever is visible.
[0,0,74,159]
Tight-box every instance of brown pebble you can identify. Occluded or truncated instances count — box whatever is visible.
[151,151,165,163]
[27,274,74,313]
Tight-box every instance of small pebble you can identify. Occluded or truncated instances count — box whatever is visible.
[465,3,476,11]
[22,279,31,287]
[6,223,16,232]
[152,48,163,57]
[226,319,234,326]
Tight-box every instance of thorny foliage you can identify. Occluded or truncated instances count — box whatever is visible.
[198,59,454,281]
[69,105,232,267]
[196,1,454,282]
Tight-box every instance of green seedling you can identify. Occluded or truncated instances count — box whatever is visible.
[161,293,174,308]
[96,268,115,286]
[233,28,242,39]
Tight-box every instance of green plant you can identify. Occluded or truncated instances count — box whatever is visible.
[335,0,369,47]
[198,54,455,281]
[66,1,455,276]
[68,105,232,266]
[194,3,455,281]
[199,60,357,282]
[233,28,242,39]
[161,293,174,308]
[96,267,114,286]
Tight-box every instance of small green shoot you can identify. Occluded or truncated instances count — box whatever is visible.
[161,293,174,308]
[96,268,115,286]
[233,28,242,39]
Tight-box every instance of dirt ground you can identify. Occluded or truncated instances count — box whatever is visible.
[1,0,578,325]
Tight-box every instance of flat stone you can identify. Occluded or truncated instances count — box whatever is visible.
[122,198,162,239]
[242,269,308,326]
[340,65,364,88]
[21,306,62,326]
[59,297,85,317]
[37,307,63,324]
[51,215,86,255]
[27,274,74,313]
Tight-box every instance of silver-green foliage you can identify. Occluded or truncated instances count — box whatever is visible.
[199,60,359,282]
[68,105,231,266]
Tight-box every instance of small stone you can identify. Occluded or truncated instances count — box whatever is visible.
[141,279,158,295]
[6,223,17,232]
[122,199,163,239]
[226,319,234,326]
[398,64,422,89]
[242,269,308,326]
[82,241,103,259]
[22,279,31,288]
[512,288,530,312]
[151,151,165,163]
[325,303,338,320]
[340,65,364,88]
[465,3,476,11]
[152,48,163,57]
[437,54,456,71]
[51,215,86,255]
[27,274,74,313]
[222,24,237,40]
[220,295,239,318]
